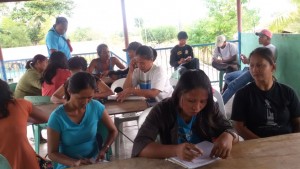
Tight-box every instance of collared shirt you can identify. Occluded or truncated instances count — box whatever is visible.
[46,27,71,59]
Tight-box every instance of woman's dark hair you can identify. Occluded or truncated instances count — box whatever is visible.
[25,54,47,70]
[136,45,154,61]
[249,47,275,65]
[64,72,97,101]
[96,44,108,56]
[40,51,68,84]
[172,69,215,124]
[68,56,88,71]
[0,79,14,119]
[177,31,188,40]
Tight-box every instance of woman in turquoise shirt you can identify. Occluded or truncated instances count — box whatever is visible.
[47,72,118,168]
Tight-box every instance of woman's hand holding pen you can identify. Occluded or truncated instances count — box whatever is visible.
[175,143,203,161]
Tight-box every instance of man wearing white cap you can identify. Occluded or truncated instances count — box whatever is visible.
[212,35,239,74]
[222,29,276,104]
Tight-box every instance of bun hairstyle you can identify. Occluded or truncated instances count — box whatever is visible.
[135,45,156,61]
[25,54,47,70]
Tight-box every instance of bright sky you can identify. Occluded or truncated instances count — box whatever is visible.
[67,0,297,34]
[67,0,207,33]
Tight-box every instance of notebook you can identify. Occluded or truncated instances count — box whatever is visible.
[166,141,218,169]
[107,94,146,101]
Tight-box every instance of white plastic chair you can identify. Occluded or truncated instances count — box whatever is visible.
[110,78,126,93]
[212,88,226,118]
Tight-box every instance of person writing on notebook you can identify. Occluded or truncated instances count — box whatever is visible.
[116,46,173,103]
[132,69,239,161]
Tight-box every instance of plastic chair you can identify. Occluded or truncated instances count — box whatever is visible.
[110,78,126,93]
[0,154,12,169]
[8,82,17,93]
[24,96,51,154]
[212,88,226,118]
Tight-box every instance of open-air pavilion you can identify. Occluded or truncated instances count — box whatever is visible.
[1,1,300,168]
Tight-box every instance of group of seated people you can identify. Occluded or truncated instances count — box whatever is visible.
[1,36,300,169]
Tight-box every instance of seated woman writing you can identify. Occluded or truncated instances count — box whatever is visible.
[47,72,118,168]
[51,56,113,104]
[117,45,173,103]
[132,69,239,161]
[231,47,300,139]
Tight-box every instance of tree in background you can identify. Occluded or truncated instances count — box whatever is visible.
[269,0,300,33]
[188,0,259,44]
[9,0,74,45]
[0,17,31,48]
[141,26,177,44]
[69,27,94,42]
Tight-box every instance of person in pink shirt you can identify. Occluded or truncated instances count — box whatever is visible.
[41,51,71,96]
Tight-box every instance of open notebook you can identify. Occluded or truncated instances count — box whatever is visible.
[166,141,219,169]
[107,94,146,101]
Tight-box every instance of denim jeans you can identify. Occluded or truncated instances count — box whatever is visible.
[224,70,244,85]
[222,67,253,104]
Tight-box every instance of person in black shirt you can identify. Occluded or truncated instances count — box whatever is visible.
[231,47,300,140]
[170,31,199,72]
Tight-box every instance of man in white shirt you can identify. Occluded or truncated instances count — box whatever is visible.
[212,35,239,73]
[117,46,173,103]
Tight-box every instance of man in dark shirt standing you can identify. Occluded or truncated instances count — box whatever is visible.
[169,31,199,72]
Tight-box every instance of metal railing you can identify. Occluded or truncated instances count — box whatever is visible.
[1,40,239,84]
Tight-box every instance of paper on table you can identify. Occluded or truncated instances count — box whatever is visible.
[166,141,218,169]
[89,157,109,164]
[107,94,146,101]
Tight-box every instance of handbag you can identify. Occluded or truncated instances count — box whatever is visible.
[36,154,53,169]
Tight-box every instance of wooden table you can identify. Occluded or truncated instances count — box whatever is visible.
[104,100,148,115]
[36,100,148,117]
[68,133,300,169]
